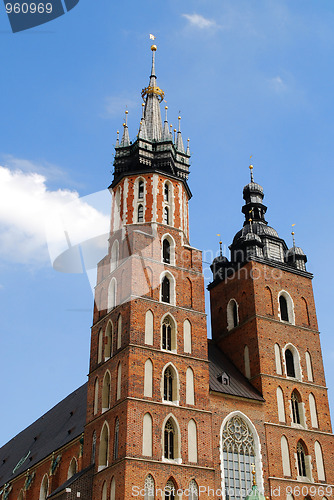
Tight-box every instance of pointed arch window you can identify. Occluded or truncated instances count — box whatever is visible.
[162,318,172,350]
[222,415,256,500]
[144,474,155,500]
[165,480,175,500]
[227,299,239,330]
[93,378,99,415]
[114,418,120,460]
[67,457,77,479]
[297,442,307,478]
[163,238,171,263]
[97,329,103,364]
[164,183,169,202]
[138,180,144,200]
[164,367,173,401]
[291,391,301,424]
[164,206,169,225]
[91,431,97,464]
[138,204,144,223]
[280,295,289,321]
[39,475,49,500]
[164,420,175,459]
[102,371,111,411]
[188,480,199,500]
[285,349,295,377]
[105,322,113,359]
[99,423,109,468]
[102,482,107,500]
[161,276,170,303]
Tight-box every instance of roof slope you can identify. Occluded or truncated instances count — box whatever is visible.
[208,341,264,401]
[0,383,87,487]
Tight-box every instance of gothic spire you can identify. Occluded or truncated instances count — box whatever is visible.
[176,116,185,153]
[138,103,148,140]
[120,110,130,147]
[141,45,164,141]
[162,106,172,141]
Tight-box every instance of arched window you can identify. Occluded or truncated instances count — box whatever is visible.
[138,180,144,200]
[164,367,174,402]
[186,367,195,405]
[297,441,308,478]
[142,413,153,457]
[315,441,325,481]
[227,299,239,330]
[145,310,154,345]
[108,278,117,312]
[110,240,119,272]
[281,435,291,476]
[187,419,198,463]
[285,349,296,377]
[164,206,169,225]
[165,479,176,500]
[279,295,289,321]
[113,187,121,231]
[116,363,122,400]
[94,378,99,415]
[164,420,175,459]
[277,386,286,423]
[102,371,111,411]
[244,345,251,379]
[309,393,319,428]
[91,431,97,464]
[279,291,295,324]
[97,329,103,364]
[18,490,24,500]
[110,478,116,500]
[275,343,283,375]
[99,423,109,468]
[265,285,274,315]
[67,457,77,479]
[161,275,170,303]
[163,238,171,263]
[183,319,192,353]
[162,317,172,350]
[105,321,113,359]
[188,480,199,500]
[221,415,257,498]
[117,314,122,349]
[164,182,169,202]
[102,481,107,500]
[144,359,153,398]
[144,474,155,500]
[301,297,310,326]
[138,204,144,223]
[39,475,49,500]
[305,351,313,382]
[114,418,119,459]
[291,390,302,425]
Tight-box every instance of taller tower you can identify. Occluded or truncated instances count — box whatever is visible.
[209,166,334,499]
[83,46,215,499]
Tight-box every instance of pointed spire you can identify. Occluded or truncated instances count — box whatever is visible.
[176,115,185,153]
[186,137,190,156]
[162,105,171,141]
[115,130,119,147]
[291,224,296,247]
[249,163,254,182]
[121,110,130,147]
[141,45,164,141]
[138,103,148,140]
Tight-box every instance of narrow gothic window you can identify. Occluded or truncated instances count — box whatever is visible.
[163,239,171,263]
[164,206,169,225]
[165,480,175,500]
[164,367,173,401]
[291,391,301,424]
[227,299,239,330]
[297,442,307,477]
[222,415,256,500]
[39,475,49,500]
[144,474,155,500]
[91,431,97,464]
[162,319,172,350]
[114,418,119,460]
[138,180,144,200]
[161,276,170,303]
[99,424,109,467]
[138,204,144,223]
[188,480,199,500]
[285,349,295,377]
[280,295,289,321]
[164,183,169,202]
[233,301,238,327]
[164,420,175,459]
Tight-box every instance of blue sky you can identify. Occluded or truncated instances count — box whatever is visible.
[0,0,334,446]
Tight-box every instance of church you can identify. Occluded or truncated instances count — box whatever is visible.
[0,45,333,500]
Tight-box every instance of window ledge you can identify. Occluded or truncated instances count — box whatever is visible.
[296,476,311,483]
[162,457,182,464]
[162,400,179,406]
[98,465,107,472]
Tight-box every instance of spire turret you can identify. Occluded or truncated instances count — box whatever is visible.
[120,111,130,147]
[162,106,172,141]
[138,103,148,140]
[141,45,164,141]
[176,116,185,152]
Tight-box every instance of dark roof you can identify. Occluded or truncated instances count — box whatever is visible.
[0,383,87,487]
[208,341,264,402]
[48,465,93,498]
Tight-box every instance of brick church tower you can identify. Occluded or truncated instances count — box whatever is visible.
[82,45,216,499]
[209,166,334,499]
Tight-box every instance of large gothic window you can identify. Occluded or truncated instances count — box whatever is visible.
[285,349,295,378]
[280,295,289,321]
[144,474,155,500]
[164,367,173,401]
[161,276,170,303]
[222,415,256,500]
[164,420,175,459]
[163,238,171,264]
[297,442,307,478]
[162,318,172,350]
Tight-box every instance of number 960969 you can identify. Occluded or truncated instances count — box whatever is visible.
[5,3,53,14]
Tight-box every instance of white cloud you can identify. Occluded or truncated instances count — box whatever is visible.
[0,163,110,268]
[269,76,288,93]
[182,13,217,30]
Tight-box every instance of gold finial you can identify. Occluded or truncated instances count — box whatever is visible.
[117,130,119,135]
[165,105,168,109]
[251,464,256,486]
[291,224,296,247]
[249,163,254,182]
[142,102,145,107]
[151,44,157,51]
[187,137,190,142]
[123,123,126,127]
[178,115,181,120]
[125,110,128,114]
[174,128,177,132]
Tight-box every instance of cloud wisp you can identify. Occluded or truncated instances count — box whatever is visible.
[182,13,218,30]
